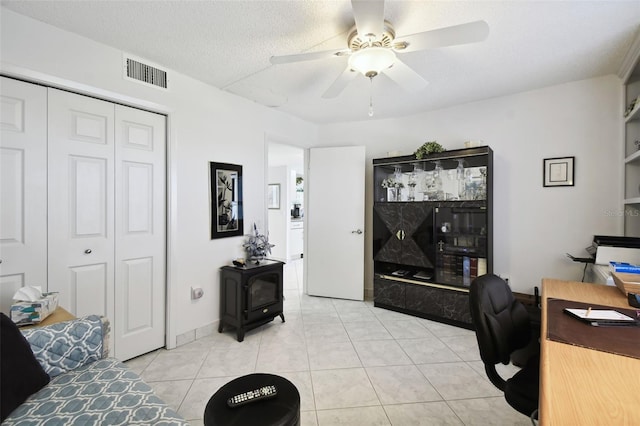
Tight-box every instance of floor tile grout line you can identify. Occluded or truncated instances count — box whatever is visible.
[295,261,320,426]
[136,258,527,424]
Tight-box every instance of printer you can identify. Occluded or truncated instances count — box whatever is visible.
[586,235,640,265]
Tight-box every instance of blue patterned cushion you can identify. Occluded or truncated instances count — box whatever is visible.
[2,358,188,425]
[21,315,109,378]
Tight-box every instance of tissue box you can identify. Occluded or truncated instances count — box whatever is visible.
[10,292,59,325]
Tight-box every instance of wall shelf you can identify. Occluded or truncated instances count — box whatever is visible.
[625,149,640,163]
[621,28,640,237]
[624,101,640,123]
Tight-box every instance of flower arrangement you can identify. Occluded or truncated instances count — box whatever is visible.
[414,141,445,159]
[381,178,404,188]
[243,223,275,263]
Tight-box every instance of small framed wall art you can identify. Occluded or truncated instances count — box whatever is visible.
[543,156,574,187]
[268,184,280,209]
[210,162,243,239]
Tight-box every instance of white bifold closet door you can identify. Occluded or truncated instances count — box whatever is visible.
[47,88,166,361]
[0,78,48,314]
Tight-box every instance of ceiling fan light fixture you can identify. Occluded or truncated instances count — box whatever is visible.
[348,47,396,77]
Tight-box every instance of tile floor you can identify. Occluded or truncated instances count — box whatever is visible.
[124,259,532,425]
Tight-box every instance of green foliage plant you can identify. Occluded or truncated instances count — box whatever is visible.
[414,141,445,159]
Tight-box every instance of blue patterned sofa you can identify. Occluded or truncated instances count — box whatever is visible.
[2,315,188,425]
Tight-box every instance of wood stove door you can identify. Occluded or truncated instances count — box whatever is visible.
[245,270,282,323]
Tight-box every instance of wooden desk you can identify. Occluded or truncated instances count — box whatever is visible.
[541,279,640,425]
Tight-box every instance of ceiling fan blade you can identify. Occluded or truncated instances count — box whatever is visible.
[384,58,428,92]
[396,20,490,53]
[270,48,350,65]
[322,67,358,99]
[351,0,385,37]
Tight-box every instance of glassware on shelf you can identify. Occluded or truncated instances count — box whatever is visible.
[478,167,487,200]
[456,159,465,180]
[393,165,404,201]
[387,187,399,202]
[434,161,444,200]
[465,169,475,200]
[456,159,465,199]
[392,164,404,201]
[423,171,435,200]
[433,160,443,178]
[407,163,423,201]
[393,165,402,182]
[422,163,444,201]
[381,164,405,202]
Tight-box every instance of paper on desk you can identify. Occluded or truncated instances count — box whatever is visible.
[565,308,635,322]
[13,286,43,302]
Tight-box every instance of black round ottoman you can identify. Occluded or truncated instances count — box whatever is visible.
[204,373,300,426]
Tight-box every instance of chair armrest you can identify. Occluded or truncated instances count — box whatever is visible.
[21,315,110,377]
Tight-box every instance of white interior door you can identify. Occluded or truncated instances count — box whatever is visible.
[306,146,365,300]
[47,88,115,322]
[0,77,47,314]
[114,104,166,360]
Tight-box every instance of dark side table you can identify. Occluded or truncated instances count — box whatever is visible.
[204,373,300,426]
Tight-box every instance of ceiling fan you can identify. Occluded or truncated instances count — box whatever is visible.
[270,0,489,100]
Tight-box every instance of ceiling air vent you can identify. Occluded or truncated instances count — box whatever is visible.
[124,56,168,89]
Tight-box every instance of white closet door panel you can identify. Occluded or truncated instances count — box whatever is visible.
[1,94,24,132]
[47,88,115,321]
[115,104,165,360]
[123,161,153,233]
[0,77,47,314]
[70,263,108,317]
[121,120,155,151]
[0,148,24,243]
[122,257,153,331]
[0,274,24,315]
[73,112,108,143]
[70,156,108,237]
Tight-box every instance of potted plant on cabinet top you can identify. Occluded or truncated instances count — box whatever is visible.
[414,141,445,159]
[243,223,275,264]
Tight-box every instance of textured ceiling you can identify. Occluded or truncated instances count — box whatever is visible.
[2,0,640,124]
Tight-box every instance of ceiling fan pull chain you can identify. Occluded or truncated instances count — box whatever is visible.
[368,76,374,117]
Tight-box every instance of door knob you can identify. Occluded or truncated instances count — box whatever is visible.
[351,229,363,234]
[84,249,92,254]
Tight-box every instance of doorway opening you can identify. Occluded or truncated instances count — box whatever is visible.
[266,142,305,263]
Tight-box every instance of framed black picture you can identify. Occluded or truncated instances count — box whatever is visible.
[210,162,243,239]
[543,156,574,187]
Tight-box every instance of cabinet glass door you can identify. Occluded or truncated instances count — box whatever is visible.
[434,206,487,286]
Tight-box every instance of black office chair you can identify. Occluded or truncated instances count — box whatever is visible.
[469,274,539,418]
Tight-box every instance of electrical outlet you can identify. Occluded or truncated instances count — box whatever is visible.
[191,287,204,300]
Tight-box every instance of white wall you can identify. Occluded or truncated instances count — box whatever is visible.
[319,75,624,294]
[0,8,317,346]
